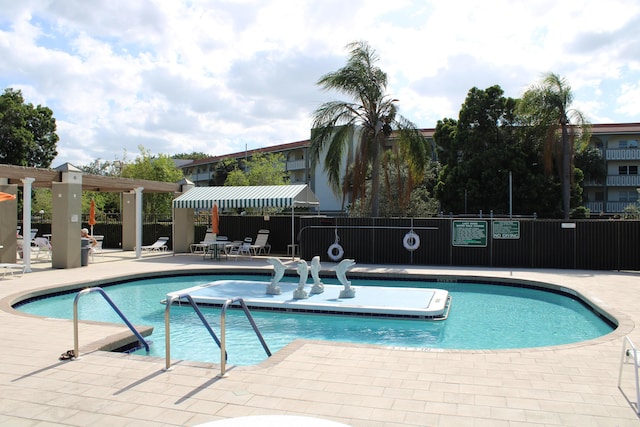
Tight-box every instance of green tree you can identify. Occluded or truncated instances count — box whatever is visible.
[310,41,429,217]
[435,85,554,216]
[224,153,288,186]
[0,88,58,167]
[121,146,184,216]
[172,152,210,160]
[518,73,590,219]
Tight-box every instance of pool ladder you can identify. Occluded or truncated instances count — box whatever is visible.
[164,294,271,376]
[618,336,640,414]
[73,287,150,359]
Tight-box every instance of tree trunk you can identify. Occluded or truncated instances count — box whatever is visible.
[370,141,381,217]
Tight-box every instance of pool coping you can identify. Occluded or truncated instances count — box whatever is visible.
[2,266,632,357]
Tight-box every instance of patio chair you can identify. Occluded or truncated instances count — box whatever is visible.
[141,237,169,252]
[229,237,252,260]
[90,235,104,261]
[250,229,271,255]
[190,229,217,254]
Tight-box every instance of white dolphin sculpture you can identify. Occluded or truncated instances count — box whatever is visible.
[309,256,324,294]
[336,258,356,298]
[265,257,286,295]
[293,259,309,299]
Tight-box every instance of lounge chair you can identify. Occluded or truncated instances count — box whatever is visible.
[32,237,52,260]
[250,229,270,255]
[141,237,169,252]
[0,263,25,278]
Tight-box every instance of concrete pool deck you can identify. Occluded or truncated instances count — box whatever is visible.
[0,251,639,426]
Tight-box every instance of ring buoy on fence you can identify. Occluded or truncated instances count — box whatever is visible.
[403,231,420,251]
[327,243,344,261]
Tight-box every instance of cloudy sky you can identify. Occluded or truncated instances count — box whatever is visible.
[1,0,639,168]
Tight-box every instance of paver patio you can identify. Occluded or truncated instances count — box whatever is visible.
[1,251,639,426]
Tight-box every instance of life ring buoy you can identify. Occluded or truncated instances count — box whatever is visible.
[327,243,344,261]
[403,231,420,251]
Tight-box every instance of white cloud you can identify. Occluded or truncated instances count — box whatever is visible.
[0,0,639,167]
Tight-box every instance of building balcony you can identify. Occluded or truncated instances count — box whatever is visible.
[585,202,603,213]
[286,159,306,171]
[586,201,637,214]
[606,149,640,160]
[607,201,637,213]
[189,172,212,184]
[606,175,640,186]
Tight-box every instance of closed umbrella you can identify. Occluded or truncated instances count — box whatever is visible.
[212,203,219,234]
[0,192,16,202]
[88,199,96,235]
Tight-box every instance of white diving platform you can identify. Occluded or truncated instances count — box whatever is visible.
[167,280,451,320]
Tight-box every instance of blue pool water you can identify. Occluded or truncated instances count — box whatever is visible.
[15,274,614,366]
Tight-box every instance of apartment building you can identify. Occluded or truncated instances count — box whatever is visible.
[178,124,640,215]
[584,123,640,215]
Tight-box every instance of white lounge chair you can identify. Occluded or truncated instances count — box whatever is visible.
[32,237,52,260]
[0,263,25,278]
[141,237,169,252]
[250,229,270,255]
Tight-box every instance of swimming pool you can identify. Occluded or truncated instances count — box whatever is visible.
[15,274,615,366]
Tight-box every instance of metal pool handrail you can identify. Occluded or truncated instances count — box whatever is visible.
[220,297,271,376]
[73,287,150,359]
[164,294,270,376]
[164,293,226,372]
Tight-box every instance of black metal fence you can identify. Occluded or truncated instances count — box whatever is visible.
[297,217,640,270]
[21,215,640,270]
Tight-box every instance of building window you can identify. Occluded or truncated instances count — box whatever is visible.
[620,140,639,149]
[619,191,639,202]
[619,165,638,175]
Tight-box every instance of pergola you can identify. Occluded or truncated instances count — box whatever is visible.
[0,163,181,270]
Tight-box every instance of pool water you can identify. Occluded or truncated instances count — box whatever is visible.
[15,274,615,366]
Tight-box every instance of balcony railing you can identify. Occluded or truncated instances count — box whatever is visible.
[607,201,637,213]
[606,149,640,160]
[285,159,306,171]
[585,202,604,213]
[586,201,638,213]
[606,175,640,186]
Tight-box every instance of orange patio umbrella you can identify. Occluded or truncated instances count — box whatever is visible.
[88,199,97,235]
[212,203,219,234]
[0,192,16,202]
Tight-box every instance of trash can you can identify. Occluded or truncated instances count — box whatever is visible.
[81,238,90,266]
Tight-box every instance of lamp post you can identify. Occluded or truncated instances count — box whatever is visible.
[509,171,512,219]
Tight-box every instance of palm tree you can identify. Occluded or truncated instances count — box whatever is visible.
[518,72,590,219]
[310,41,428,217]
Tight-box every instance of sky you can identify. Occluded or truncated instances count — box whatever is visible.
[1,0,639,168]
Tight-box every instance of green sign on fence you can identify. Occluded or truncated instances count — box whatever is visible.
[452,221,487,247]
[492,220,520,239]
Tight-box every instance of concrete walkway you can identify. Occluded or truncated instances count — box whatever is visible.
[0,251,639,426]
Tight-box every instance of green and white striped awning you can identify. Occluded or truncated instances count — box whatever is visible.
[172,184,320,210]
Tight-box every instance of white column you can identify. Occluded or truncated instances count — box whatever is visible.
[21,177,35,272]
[135,187,144,259]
